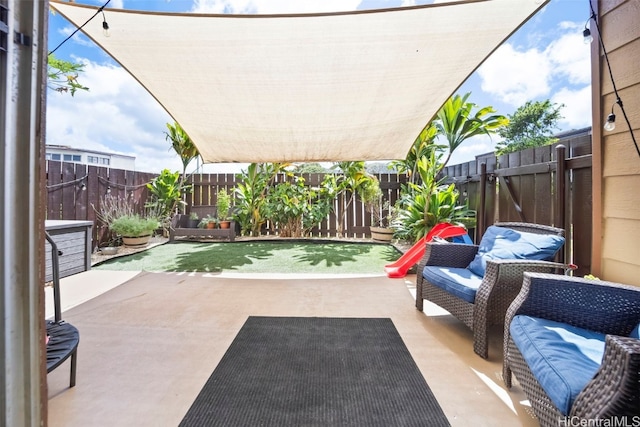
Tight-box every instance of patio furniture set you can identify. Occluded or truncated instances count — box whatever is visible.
[45,219,640,423]
[415,222,640,424]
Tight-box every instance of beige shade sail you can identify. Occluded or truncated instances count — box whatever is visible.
[50,0,548,164]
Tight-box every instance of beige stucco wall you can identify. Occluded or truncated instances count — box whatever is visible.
[596,0,640,285]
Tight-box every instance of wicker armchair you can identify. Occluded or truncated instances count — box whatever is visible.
[503,273,640,425]
[415,222,568,359]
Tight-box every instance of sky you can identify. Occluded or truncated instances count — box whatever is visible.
[47,0,593,174]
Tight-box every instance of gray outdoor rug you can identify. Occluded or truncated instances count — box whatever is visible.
[179,316,450,427]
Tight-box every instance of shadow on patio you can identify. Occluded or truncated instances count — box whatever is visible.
[46,269,538,426]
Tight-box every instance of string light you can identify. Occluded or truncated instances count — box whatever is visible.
[583,18,593,44]
[48,0,111,56]
[101,9,110,37]
[587,3,640,158]
[604,106,616,132]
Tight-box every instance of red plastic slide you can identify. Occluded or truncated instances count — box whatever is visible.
[384,223,468,278]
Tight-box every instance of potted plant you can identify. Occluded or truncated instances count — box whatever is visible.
[216,188,232,229]
[109,215,159,247]
[199,214,218,229]
[359,177,394,242]
[188,211,199,228]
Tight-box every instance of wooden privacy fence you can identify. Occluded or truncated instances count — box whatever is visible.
[46,161,155,248]
[187,173,408,238]
[441,128,593,276]
[45,163,408,247]
[46,128,592,270]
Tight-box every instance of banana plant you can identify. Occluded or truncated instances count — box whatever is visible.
[165,121,200,193]
[235,162,289,236]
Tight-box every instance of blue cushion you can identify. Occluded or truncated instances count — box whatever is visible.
[467,226,565,277]
[510,315,605,415]
[422,266,483,303]
[631,323,640,339]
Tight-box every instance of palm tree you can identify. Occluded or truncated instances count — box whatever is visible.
[165,121,200,189]
[435,92,508,173]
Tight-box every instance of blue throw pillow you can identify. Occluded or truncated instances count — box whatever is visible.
[467,226,565,277]
[631,323,640,339]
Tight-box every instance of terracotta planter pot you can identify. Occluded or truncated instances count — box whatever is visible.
[219,220,231,229]
[206,222,216,229]
[122,235,151,247]
[370,226,394,242]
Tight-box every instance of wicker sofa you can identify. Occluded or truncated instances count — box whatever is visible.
[416,222,569,359]
[503,273,640,425]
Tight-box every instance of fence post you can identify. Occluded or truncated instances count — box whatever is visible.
[555,145,566,263]
[478,163,486,242]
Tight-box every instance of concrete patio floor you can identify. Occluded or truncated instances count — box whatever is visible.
[46,270,538,426]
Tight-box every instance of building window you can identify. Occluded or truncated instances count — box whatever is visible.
[100,157,110,165]
[62,154,81,162]
[88,156,99,164]
[51,153,61,161]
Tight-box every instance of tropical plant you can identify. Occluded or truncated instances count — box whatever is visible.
[165,121,200,190]
[389,92,501,241]
[216,188,232,220]
[358,177,388,227]
[332,161,373,237]
[392,183,475,242]
[47,54,89,96]
[390,122,439,185]
[435,92,508,173]
[392,150,475,242]
[145,169,185,219]
[263,174,334,237]
[235,163,290,236]
[109,215,159,237]
[495,100,564,155]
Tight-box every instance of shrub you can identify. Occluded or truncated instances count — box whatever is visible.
[216,188,232,220]
[110,215,159,237]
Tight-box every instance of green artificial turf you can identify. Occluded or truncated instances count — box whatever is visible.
[94,241,402,274]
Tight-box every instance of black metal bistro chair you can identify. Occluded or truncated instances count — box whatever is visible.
[45,231,79,388]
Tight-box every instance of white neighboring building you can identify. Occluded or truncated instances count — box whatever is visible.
[45,145,136,170]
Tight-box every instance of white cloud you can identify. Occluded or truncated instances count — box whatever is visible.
[545,29,591,85]
[478,44,552,106]
[478,20,590,107]
[552,85,592,130]
[46,59,182,174]
[447,133,496,165]
[190,0,362,14]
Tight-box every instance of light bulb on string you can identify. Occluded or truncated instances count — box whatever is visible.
[604,113,616,131]
[102,10,110,37]
[583,27,592,44]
